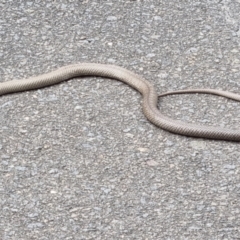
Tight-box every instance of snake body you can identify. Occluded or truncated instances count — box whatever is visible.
[1,63,240,141]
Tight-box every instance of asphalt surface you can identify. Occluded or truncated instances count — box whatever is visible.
[1,0,240,239]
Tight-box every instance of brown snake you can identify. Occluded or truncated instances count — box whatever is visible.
[1,63,240,141]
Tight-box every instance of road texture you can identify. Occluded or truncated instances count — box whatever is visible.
[0,0,240,239]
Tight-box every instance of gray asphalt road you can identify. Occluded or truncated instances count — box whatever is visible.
[1,0,240,239]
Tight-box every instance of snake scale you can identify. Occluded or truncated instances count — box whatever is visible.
[1,63,240,141]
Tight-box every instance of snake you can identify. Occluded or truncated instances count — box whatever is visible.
[1,63,240,141]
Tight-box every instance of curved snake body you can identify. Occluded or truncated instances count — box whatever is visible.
[1,63,240,141]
